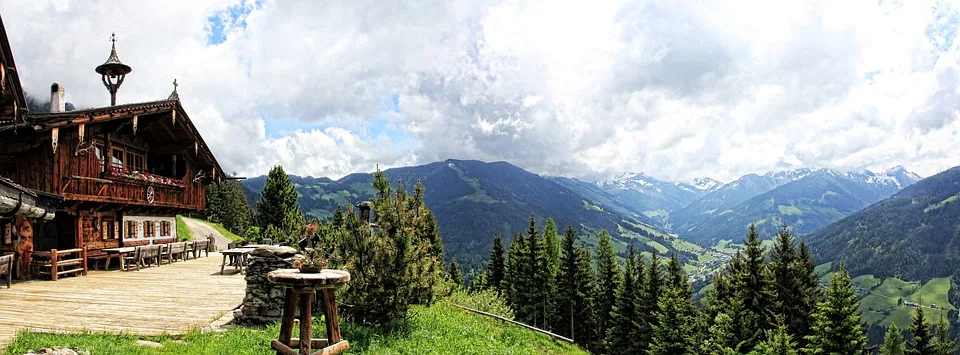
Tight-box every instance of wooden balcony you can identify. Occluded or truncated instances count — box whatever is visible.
[58,172,204,211]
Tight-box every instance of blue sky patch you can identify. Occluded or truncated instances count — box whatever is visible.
[207,1,261,45]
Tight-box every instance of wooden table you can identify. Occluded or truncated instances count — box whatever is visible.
[267,269,351,355]
[103,247,136,271]
[219,248,253,275]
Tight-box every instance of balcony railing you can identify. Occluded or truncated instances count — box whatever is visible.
[104,167,185,188]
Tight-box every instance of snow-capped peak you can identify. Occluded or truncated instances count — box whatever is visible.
[692,177,722,191]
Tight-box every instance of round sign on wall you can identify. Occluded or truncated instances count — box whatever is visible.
[146,186,155,204]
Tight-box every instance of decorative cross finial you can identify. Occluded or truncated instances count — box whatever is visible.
[173,78,178,90]
[110,32,117,46]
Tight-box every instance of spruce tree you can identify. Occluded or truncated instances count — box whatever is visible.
[932,312,957,355]
[881,323,906,355]
[733,224,777,351]
[803,263,867,354]
[574,245,599,352]
[544,217,561,277]
[505,233,530,322]
[256,165,304,244]
[909,303,933,355]
[526,215,553,329]
[640,252,664,351]
[797,242,822,341]
[557,225,597,347]
[607,245,641,354]
[488,232,506,294]
[648,255,694,355]
[769,223,816,344]
[751,322,799,355]
[594,229,620,353]
[448,258,463,288]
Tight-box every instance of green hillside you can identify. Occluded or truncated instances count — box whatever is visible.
[242,159,701,272]
[806,166,960,280]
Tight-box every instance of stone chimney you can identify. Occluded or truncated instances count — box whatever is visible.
[50,83,65,113]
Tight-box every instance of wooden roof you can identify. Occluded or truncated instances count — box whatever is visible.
[0,98,226,182]
[0,13,27,124]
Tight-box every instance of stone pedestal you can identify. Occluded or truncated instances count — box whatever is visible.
[235,246,297,325]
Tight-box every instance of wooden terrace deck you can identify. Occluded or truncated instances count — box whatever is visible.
[0,252,246,348]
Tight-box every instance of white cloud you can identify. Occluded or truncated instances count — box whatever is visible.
[3,0,960,182]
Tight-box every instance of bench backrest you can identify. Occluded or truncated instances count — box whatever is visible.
[139,245,160,258]
[170,242,186,253]
[0,254,12,276]
[227,242,237,250]
[194,240,209,251]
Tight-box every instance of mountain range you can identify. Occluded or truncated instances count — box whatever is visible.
[805,165,960,280]
[241,159,928,275]
[241,160,699,272]
[670,167,921,244]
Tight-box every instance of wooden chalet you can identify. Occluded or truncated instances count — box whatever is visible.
[0,13,225,271]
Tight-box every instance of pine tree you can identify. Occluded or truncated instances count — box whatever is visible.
[700,312,738,355]
[448,258,463,288]
[526,215,552,329]
[594,229,620,353]
[488,232,506,294]
[932,312,957,355]
[751,321,799,355]
[769,223,816,344]
[648,256,694,355]
[505,233,530,322]
[797,241,822,343]
[732,224,777,351]
[607,245,641,354]
[256,165,304,244]
[573,245,599,352]
[803,263,867,354]
[469,270,488,292]
[544,217,561,277]
[881,323,906,355]
[640,252,664,351]
[909,303,933,355]
[334,169,444,324]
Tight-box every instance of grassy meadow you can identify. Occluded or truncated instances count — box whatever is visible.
[5,301,585,355]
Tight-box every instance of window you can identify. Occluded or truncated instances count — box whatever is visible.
[112,148,124,169]
[144,221,156,238]
[95,144,106,172]
[160,221,172,236]
[126,221,138,238]
[126,151,145,172]
[101,221,116,240]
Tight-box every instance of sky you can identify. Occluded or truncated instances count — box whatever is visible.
[2,0,959,183]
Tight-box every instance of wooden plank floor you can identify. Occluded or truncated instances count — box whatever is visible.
[0,252,246,348]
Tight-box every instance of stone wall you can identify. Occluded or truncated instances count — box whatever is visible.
[235,245,297,325]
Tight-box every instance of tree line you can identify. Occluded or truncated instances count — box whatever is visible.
[465,219,959,354]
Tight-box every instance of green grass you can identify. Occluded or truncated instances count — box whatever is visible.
[175,216,192,241]
[777,205,803,216]
[856,276,954,328]
[184,216,244,243]
[646,240,669,254]
[813,262,833,277]
[924,194,959,213]
[6,302,584,355]
[852,274,882,291]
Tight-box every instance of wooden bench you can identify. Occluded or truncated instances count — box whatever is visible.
[128,245,161,271]
[189,240,211,259]
[0,254,12,288]
[30,248,88,281]
[168,242,187,263]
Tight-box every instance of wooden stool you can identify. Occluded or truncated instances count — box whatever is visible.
[267,269,351,355]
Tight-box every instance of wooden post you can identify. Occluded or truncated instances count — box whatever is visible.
[82,247,88,276]
[321,289,342,343]
[278,288,298,350]
[50,249,58,281]
[299,292,313,355]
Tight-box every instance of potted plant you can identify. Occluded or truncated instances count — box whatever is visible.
[293,247,326,273]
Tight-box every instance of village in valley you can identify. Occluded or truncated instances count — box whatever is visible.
[1,2,960,355]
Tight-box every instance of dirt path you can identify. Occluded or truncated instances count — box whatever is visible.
[182,217,231,251]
